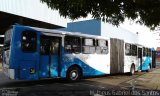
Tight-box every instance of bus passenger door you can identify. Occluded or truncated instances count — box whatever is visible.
[138,48,142,70]
[50,37,61,77]
[39,36,61,78]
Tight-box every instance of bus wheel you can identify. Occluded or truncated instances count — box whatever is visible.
[130,65,135,75]
[67,66,81,82]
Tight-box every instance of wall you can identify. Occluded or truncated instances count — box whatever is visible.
[101,22,138,44]
[0,0,67,27]
[59,19,101,35]
[59,19,139,45]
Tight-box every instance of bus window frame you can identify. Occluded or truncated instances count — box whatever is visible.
[125,43,131,56]
[96,39,108,54]
[148,48,152,57]
[143,47,146,56]
[82,38,96,54]
[21,30,37,53]
[131,44,137,56]
[64,35,81,54]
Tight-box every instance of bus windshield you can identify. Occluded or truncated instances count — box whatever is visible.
[4,28,12,50]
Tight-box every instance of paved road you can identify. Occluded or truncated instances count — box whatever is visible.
[0,71,149,96]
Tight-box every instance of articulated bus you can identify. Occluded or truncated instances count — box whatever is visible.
[2,25,152,81]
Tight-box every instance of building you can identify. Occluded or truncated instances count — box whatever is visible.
[152,30,160,48]
[59,19,138,44]
[0,0,67,45]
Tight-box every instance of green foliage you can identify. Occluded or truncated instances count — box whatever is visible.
[41,0,160,30]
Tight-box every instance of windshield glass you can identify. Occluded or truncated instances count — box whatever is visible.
[4,29,12,44]
[4,28,12,51]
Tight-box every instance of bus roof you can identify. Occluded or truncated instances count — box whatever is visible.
[23,25,109,40]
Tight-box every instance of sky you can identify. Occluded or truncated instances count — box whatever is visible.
[68,16,159,49]
[120,19,158,48]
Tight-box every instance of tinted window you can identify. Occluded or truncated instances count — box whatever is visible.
[40,37,50,55]
[65,36,81,54]
[143,47,145,56]
[40,36,60,55]
[143,47,148,56]
[131,45,137,56]
[146,48,149,56]
[3,44,10,51]
[125,43,131,56]
[22,31,37,52]
[4,29,12,51]
[51,38,59,55]
[4,29,12,44]
[147,48,152,57]
[149,48,152,57]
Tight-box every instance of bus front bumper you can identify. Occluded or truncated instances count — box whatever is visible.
[3,67,15,79]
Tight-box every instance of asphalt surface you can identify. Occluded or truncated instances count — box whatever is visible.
[0,71,149,96]
[1,63,160,96]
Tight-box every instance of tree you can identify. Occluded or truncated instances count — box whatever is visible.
[41,0,160,30]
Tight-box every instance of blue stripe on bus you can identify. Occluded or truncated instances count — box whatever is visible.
[60,54,107,78]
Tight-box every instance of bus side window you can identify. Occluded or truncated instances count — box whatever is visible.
[145,48,148,56]
[149,48,151,57]
[146,48,151,57]
[143,47,146,56]
[131,45,137,56]
[125,43,131,56]
[64,36,81,54]
[96,39,108,54]
[82,38,95,54]
[146,48,149,56]
[40,38,50,55]
[51,39,59,55]
[22,31,37,52]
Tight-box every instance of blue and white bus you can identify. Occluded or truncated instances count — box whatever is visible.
[2,25,152,81]
[128,44,152,73]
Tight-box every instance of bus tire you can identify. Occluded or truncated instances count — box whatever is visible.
[130,65,135,75]
[67,66,82,82]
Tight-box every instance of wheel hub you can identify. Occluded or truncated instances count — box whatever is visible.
[71,72,77,78]
[70,70,78,80]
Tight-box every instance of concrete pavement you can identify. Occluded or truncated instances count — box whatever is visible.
[119,67,160,90]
